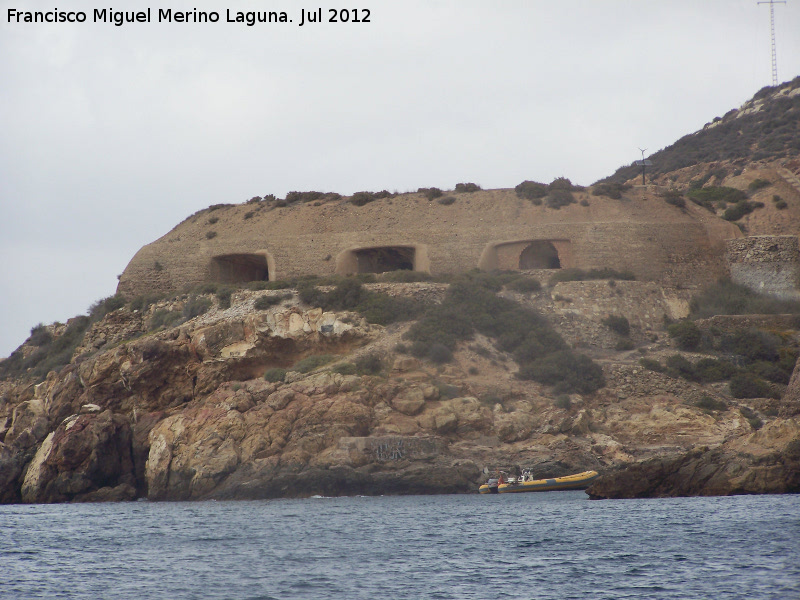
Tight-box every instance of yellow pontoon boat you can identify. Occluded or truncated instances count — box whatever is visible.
[479,470,598,494]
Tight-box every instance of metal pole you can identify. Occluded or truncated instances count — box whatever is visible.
[758,0,786,86]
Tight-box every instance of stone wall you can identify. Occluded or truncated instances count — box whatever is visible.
[117,189,742,297]
[726,235,800,299]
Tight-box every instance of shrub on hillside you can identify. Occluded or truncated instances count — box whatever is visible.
[602,315,630,336]
[748,178,771,192]
[639,358,664,372]
[508,277,542,293]
[331,362,357,375]
[355,353,383,375]
[722,201,762,221]
[455,182,481,193]
[687,186,747,211]
[89,295,126,321]
[350,191,377,206]
[418,187,443,200]
[215,286,234,309]
[548,268,635,285]
[667,320,702,351]
[437,196,456,206]
[517,351,605,394]
[689,278,800,318]
[149,309,184,331]
[515,180,548,200]
[661,189,686,208]
[183,295,212,320]
[729,373,773,399]
[292,354,336,373]
[592,182,630,199]
[428,343,454,364]
[545,189,575,209]
[298,279,425,325]
[695,396,728,412]
[263,367,286,383]
[665,354,700,381]
[254,294,291,310]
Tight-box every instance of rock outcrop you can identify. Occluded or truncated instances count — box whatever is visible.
[1,283,799,503]
[587,418,800,499]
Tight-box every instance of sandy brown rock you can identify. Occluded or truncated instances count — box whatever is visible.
[20,410,136,503]
[588,418,800,499]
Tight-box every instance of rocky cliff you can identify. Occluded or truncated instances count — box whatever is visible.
[3,280,799,503]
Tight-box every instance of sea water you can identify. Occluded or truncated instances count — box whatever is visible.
[1,492,798,600]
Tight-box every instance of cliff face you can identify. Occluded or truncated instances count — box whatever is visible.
[2,283,797,503]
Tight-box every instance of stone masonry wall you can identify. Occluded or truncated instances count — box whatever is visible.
[727,236,800,300]
[118,189,742,298]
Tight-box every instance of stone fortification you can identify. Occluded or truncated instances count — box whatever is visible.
[726,235,800,299]
[117,188,742,298]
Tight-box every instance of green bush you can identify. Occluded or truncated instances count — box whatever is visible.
[662,189,686,209]
[615,339,635,351]
[378,270,432,283]
[292,354,336,373]
[350,191,377,206]
[639,358,664,372]
[455,182,481,193]
[517,351,605,394]
[254,294,291,310]
[0,315,94,381]
[549,177,576,191]
[545,189,575,209]
[729,373,773,399]
[591,182,629,199]
[602,315,630,336]
[299,279,425,326]
[205,230,217,240]
[208,216,219,224]
[747,360,792,385]
[28,324,52,346]
[695,396,728,412]
[149,309,184,331]
[665,354,699,381]
[719,329,780,363]
[515,180,548,200]
[437,196,456,206]
[722,201,761,221]
[667,320,702,351]
[694,358,738,382]
[548,268,635,285]
[332,362,357,375]
[215,286,234,309]
[89,295,126,321]
[687,186,747,207]
[508,277,542,293]
[428,343,454,364]
[183,295,212,320]
[739,406,764,429]
[419,187,443,200]
[689,279,800,318]
[286,191,326,204]
[554,394,572,410]
[748,178,771,191]
[264,367,286,383]
[355,353,383,375]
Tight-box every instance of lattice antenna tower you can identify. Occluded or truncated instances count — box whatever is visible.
[758,0,786,86]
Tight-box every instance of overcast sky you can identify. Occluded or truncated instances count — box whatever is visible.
[1,0,799,357]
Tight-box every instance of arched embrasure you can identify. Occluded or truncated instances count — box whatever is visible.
[519,241,561,269]
[210,253,270,283]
